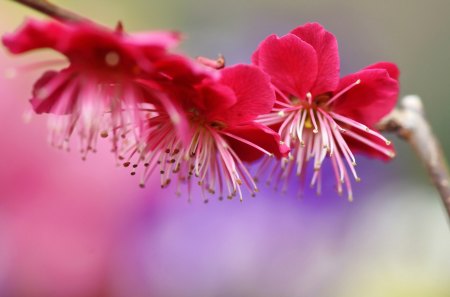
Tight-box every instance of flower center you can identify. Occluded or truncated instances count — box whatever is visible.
[105,51,121,67]
[255,79,394,200]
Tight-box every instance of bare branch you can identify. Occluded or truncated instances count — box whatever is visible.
[378,95,450,218]
[9,0,88,22]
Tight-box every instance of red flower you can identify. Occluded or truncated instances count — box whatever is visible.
[2,18,185,158]
[124,64,289,201]
[253,23,399,199]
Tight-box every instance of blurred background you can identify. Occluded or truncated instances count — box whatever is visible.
[1,0,450,296]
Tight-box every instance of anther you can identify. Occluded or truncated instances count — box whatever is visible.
[348,193,353,202]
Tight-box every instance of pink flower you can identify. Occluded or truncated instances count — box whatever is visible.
[2,18,184,158]
[253,23,399,199]
[125,64,289,201]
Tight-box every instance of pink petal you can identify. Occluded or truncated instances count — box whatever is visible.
[332,68,399,127]
[224,122,289,163]
[208,64,275,126]
[30,70,77,115]
[254,34,318,98]
[291,23,340,95]
[125,31,181,49]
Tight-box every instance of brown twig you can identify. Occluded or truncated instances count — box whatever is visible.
[378,95,450,218]
[10,0,87,22]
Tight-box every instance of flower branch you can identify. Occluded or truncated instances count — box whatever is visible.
[10,0,87,22]
[378,95,450,219]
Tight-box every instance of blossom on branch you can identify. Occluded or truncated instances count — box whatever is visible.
[124,64,289,201]
[253,23,399,199]
[2,18,188,159]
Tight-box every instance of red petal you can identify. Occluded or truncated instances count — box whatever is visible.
[125,31,181,49]
[224,123,289,163]
[209,64,275,126]
[153,54,218,84]
[198,83,237,113]
[332,68,399,127]
[254,34,318,98]
[291,23,340,96]
[364,62,400,80]
[2,18,71,54]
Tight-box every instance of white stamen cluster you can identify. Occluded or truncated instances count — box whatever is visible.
[256,80,395,200]
[122,114,273,202]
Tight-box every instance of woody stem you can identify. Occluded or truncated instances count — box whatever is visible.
[10,0,87,22]
[378,95,450,220]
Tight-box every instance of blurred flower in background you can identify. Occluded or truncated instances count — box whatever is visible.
[1,1,450,297]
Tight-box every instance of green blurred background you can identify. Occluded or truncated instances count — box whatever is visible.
[1,0,450,296]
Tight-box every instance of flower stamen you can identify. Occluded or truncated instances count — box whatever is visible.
[325,79,361,106]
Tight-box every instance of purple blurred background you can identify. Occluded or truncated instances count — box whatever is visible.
[1,1,450,296]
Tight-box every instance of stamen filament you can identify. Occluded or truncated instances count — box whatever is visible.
[325,79,361,106]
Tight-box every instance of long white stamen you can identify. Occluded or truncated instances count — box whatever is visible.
[330,111,392,145]
[220,131,274,157]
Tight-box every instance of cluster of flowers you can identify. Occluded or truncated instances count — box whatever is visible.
[2,19,399,201]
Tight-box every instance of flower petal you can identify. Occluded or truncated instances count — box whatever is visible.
[198,82,237,113]
[224,122,289,163]
[154,54,218,84]
[291,23,340,95]
[125,31,181,49]
[30,70,78,115]
[2,18,71,54]
[254,33,318,98]
[364,62,400,80]
[208,64,275,126]
[332,68,399,127]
